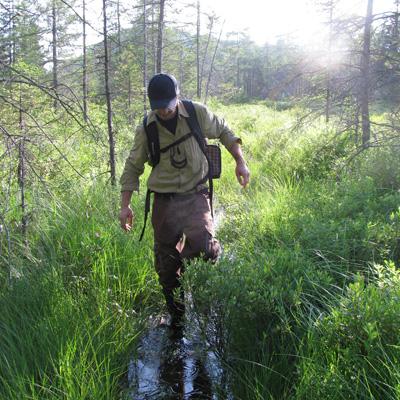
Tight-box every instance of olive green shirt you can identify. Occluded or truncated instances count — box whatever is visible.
[120,100,241,193]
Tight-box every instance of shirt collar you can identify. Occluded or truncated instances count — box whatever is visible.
[146,99,189,126]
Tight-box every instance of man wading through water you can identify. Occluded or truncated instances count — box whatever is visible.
[119,73,250,328]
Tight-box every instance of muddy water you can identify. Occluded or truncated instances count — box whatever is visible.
[127,309,232,399]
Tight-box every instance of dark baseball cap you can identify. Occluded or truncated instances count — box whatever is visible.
[147,73,179,110]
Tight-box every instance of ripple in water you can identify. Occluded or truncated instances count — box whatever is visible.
[127,310,232,399]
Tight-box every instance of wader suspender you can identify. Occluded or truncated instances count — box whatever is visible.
[139,100,213,241]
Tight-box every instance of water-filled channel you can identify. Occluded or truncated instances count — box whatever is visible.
[127,309,232,399]
[127,208,230,399]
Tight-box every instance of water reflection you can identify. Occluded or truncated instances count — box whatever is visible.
[159,329,213,399]
[128,315,227,399]
[188,359,214,399]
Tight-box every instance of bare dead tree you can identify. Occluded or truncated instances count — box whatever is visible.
[156,0,165,73]
[204,20,224,104]
[360,0,373,147]
[52,0,58,109]
[0,60,105,146]
[325,0,334,123]
[17,109,27,236]
[10,0,15,65]
[116,0,121,51]
[151,3,157,75]
[102,0,116,185]
[199,13,215,98]
[179,39,184,85]
[1,93,86,178]
[82,0,88,122]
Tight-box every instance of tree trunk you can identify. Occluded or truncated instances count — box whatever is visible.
[52,0,58,109]
[236,33,241,89]
[204,20,224,104]
[128,74,132,122]
[10,0,16,65]
[179,45,184,86]
[325,0,333,123]
[196,0,200,98]
[18,86,27,237]
[250,67,254,97]
[200,14,214,98]
[360,0,373,147]
[82,0,88,122]
[102,0,116,185]
[354,101,360,144]
[143,0,148,115]
[156,0,165,73]
[151,3,157,75]
[117,0,121,51]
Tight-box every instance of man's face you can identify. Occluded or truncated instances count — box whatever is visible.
[155,105,177,121]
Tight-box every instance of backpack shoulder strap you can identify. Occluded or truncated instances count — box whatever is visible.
[181,100,206,152]
[181,100,215,218]
[143,116,160,166]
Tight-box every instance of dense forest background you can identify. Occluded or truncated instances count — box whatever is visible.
[1,0,400,399]
[1,0,400,197]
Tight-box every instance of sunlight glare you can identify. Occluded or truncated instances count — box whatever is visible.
[199,0,328,45]
[199,0,398,46]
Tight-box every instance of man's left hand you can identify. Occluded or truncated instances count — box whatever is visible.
[235,161,250,188]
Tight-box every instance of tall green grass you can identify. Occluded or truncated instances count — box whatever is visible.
[0,185,158,399]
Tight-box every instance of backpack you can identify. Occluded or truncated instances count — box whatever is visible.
[139,100,221,241]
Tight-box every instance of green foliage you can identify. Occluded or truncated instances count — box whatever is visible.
[353,144,400,190]
[182,104,400,399]
[12,2,44,67]
[296,263,400,399]
[184,247,333,399]
[263,99,295,111]
[0,185,158,399]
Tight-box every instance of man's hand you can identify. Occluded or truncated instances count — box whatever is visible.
[120,206,134,231]
[235,161,250,188]
[228,142,250,188]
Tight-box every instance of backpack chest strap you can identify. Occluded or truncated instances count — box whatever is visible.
[159,132,193,153]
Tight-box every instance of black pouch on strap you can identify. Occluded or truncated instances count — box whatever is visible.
[181,100,222,180]
[205,144,221,179]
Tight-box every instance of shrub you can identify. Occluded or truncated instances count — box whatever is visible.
[296,262,400,399]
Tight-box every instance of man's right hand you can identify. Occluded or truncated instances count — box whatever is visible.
[119,206,134,231]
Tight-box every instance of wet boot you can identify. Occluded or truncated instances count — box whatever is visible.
[162,287,185,332]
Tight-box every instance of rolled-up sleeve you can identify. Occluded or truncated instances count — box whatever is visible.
[195,102,242,150]
[120,126,149,192]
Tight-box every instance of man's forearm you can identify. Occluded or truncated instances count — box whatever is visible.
[121,190,133,208]
[229,142,246,165]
